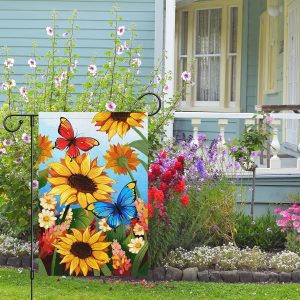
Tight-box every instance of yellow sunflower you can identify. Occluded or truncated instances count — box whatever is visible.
[47,154,115,209]
[38,135,53,163]
[92,112,146,140]
[104,144,140,175]
[54,227,111,276]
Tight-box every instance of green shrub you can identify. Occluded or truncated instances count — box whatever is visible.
[235,211,286,251]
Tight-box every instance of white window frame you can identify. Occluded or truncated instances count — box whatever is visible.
[176,0,243,112]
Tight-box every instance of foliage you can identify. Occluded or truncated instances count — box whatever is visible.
[235,212,286,251]
[0,8,191,237]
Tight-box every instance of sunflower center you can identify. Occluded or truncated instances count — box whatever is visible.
[43,216,50,222]
[70,242,92,259]
[111,112,130,122]
[68,174,97,193]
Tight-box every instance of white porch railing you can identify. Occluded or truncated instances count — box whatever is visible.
[173,112,300,175]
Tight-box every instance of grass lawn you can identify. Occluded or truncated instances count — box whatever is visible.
[1,267,300,300]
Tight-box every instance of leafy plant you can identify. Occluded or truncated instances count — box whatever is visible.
[235,212,286,251]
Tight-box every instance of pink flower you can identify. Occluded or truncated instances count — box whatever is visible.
[4,58,14,69]
[156,74,162,83]
[46,26,54,36]
[2,79,16,90]
[28,58,37,68]
[22,133,31,143]
[132,58,142,67]
[181,71,191,82]
[88,64,97,75]
[163,84,169,93]
[117,26,125,36]
[0,148,7,155]
[105,102,116,112]
[30,180,39,190]
[3,139,13,147]
[117,45,124,55]
[265,116,273,123]
[19,86,28,97]
[14,157,24,164]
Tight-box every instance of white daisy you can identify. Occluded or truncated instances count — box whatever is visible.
[38,209,56,229]
[98,218,112,232]
[128,237,145,254]
[133,223,145,236]
[40,193,57,210]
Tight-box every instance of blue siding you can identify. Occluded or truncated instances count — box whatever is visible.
[0,0,155,104]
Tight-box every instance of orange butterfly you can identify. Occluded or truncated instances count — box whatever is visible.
[54,117,99,158]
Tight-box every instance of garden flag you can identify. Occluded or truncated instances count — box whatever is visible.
[38,112,148,277]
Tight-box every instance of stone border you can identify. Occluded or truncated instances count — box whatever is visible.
[0,255,38,270]
[149,267,300,283]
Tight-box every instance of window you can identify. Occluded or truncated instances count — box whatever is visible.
[176,0,243,111]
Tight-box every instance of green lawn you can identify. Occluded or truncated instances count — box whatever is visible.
[1,267,300,300]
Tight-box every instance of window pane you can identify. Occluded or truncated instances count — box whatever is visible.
[230,56,237,102]
[229,7,238,53]
[180,11,188,55]
[196,9,221,55]
[197,56,220,101]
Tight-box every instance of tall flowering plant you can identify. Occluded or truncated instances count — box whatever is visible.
[148,150,189,266]
[275,204,300,254]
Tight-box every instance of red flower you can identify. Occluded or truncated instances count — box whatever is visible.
[153,189,164,204]
[180,194,189,206]
[174,161,183,172]
[174,180,185,193]
[161,151,167,159]
[159,183,169,194]
[151,164,162,176]
[148,171,155,182]
[177,155,184,164]
[161,170,173,182]
[148,203,154,218]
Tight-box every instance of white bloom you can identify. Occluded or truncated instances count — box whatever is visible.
[132,58,142,67]
[0,148,7,155]
[123,41,129,50]
[117,25,126,36]
[19,86,28,97]
[156,74,162,83]
[38,209,56,229]
[88,64,97,75]
[117,45,124,55]
[14,157,24,164]
[133,223,144,236]
[46,26,54,36]
[3,79,16,90]
[98,218,112,232]
[62,32,69,38]
[28,58,37,68]
[181,71,191,82]
[22,133,31,143]
[128,237,145,254]
[40,193,57,210]
[105,101,116,112]
[3,139,13,147]
[163,84,169,93]
[4,58,14,69]
[70,60,78,72]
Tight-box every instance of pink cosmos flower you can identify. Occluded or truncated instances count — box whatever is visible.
[88,64,97,75]
[28,58,37,68]
[181,71,191,82]
[105,102,116,112]
[117,26,126,36]
[265,116,273,123]
[19,86,28,97]
[46,26,54,36]
[4,58,14,69]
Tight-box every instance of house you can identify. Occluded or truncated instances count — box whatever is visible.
[1,0,300,214]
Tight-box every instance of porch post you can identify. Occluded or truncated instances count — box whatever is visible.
[164,0,176,139]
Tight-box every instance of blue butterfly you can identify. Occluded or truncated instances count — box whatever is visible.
[92,181,137,229]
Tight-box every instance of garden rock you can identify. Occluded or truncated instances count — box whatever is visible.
[253,272,269,283]
[21,256,31,269]
[166,267,182,281]
[7,257,21,268]
[0,256,8,266]
[268,272,279,282]
[220,271,239,283]
[153,267,165,281]
[210,271,222,282]
[182,267,198,281]
[279,272,291,283]
[197,270,210,282]
[292,271,300,283]
[238,271,253,283]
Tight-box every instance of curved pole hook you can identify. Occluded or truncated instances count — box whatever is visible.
[3,114,25,133]
[137,92,162,117]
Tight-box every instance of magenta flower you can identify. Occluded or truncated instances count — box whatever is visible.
[265,116,273,123]
[3,139,13,147]
[30,180,39,190]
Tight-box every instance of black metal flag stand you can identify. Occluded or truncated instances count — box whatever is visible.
[2,92,161,300]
